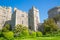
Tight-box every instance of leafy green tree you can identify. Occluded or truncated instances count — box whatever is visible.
[53,14,60,23]
[2,24,11,32]
[13,24,29,37]
[13,24,23,37]
[43,18,58,34]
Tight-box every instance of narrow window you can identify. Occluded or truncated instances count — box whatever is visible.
[22,14,24,17]
[22,21,23,24]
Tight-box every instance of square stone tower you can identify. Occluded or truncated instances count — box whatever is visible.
[11,8,28,28]
[48,6,60,29]
[48,6,60,18]
[0,6,12,30]
[28,6,40,31]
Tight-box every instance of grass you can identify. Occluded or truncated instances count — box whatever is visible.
[37,37,60,40]
[0,36,60,40]
[14,36,60,40]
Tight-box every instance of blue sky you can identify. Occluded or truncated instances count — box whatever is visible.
[0,0,60,23]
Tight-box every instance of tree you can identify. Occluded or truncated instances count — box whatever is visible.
[2,24,11,32]
[13,24,29,37]
[43,18,58,34]
[53,14,60,23]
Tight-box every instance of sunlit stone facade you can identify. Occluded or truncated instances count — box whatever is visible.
[11,8,28,28]
[48,6,60,18]
[0,6,40,31]
[0,6,12,30]
[28,6,40,31]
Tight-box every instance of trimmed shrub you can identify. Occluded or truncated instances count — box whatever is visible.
[36,31,42,37]
[3,31,14,40]
[45,33,51,37]
[0,37,6,40]
[22,30,29,37]
[29,31,36,37]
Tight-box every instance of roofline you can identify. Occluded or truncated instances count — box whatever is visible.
[48,6,60,13]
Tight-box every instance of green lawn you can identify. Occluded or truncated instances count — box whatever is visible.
[0,37,60,40]
[14,37,60,40]
[36,37,60,40]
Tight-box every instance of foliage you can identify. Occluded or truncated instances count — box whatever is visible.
[0,37,6,40]
[0,30,2,37]
[29,31,36,37]
[36,31,42,37]
[0,23,60,40]
[22,27,29,37]
[53,14,60,23]
[13,24,29,37]
[3,31,14,40]
[43,18,58,34]
[2,24,11,32]
[0,30,1,34]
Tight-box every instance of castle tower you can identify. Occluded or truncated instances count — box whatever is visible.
[48,6,60,28]
[28,6,40,31]
[0,6,12,30]
[11,8,28,28]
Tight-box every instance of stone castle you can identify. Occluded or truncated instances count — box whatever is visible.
[48,6,60,29]
[0,6,40,31]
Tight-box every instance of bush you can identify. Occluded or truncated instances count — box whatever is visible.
[0,37,6,40]
[22,30,29,37]
[0,30,3,37]
[0,30,2,37]
[45,33,51,37]
[14,25,29,38]
[36,31,42,37]
[42,31,60,37]
[3,31,14,40]
[14,30,29,38]
[18,29,29,38]
[2,24,11,32]
[29,31,36,37]
[50,31,60,37]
